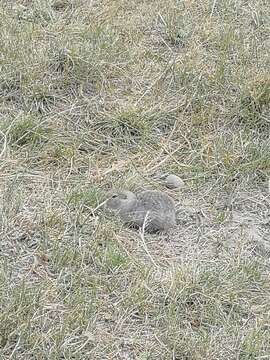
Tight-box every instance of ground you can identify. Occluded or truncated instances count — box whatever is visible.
[0,0,270,359]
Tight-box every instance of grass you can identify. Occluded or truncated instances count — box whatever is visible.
[0,0,270,358]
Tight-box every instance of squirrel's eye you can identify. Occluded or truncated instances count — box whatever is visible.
[111,194,118,199]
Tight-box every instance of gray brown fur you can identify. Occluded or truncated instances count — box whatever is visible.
[105,190,176,232]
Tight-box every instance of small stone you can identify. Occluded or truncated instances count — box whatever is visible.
[164,174,185,189]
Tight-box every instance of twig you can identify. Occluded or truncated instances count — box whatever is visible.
[211,0,218,16]
[139,211,159,268]
[0,130,7,159]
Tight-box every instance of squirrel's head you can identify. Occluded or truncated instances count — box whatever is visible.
[106,190,137,212]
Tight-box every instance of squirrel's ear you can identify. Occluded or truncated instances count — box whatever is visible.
[119,193,127,200]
